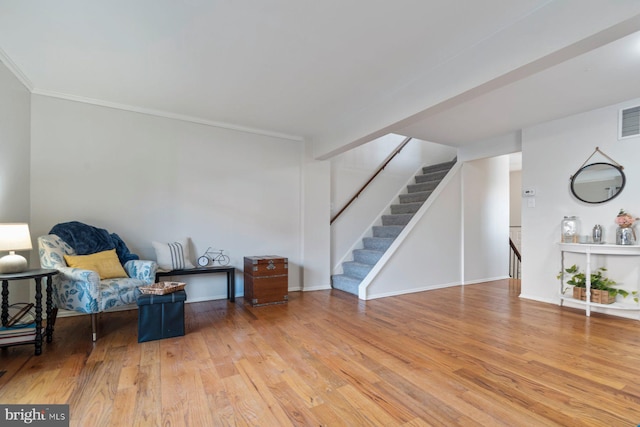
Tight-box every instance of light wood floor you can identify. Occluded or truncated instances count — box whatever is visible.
[2,279,640,426]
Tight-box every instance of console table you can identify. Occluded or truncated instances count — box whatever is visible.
[1,268,59,355]
[155,266,236,302]
[558,243,640,316]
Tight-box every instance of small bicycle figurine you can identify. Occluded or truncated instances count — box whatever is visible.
[197,247,230,267]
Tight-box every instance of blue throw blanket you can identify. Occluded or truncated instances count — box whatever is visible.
[49,221,140,264]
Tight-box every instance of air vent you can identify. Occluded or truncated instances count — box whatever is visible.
[619,106,640,139]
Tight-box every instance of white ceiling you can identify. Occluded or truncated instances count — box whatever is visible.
[397,30,640,145]
[1,1,640,157]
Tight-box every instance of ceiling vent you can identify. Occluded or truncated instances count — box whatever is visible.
[619,106,640,139]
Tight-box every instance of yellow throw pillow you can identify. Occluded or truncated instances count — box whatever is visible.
[64,249,129,279]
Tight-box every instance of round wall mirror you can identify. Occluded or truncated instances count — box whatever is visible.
[570,162,625,204]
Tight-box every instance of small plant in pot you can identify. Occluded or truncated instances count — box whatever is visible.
[557,264,639,304]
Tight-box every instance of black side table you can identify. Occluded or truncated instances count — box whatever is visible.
[0,268,58,355]
[155,266,236,302]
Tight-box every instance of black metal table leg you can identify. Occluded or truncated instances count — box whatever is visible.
[228,270,235,302]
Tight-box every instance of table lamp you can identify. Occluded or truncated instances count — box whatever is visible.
[0,223,33,274]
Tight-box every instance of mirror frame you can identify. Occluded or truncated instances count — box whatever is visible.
[570,162,626,204]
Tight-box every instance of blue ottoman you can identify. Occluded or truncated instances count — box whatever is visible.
[137,290,187,343]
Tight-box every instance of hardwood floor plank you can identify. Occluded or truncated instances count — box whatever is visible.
[3,279,640,425]
[222,373,286,426]
[199,361,235,426]
[268,379,326,426]
[249,322,330,407]
[401,418,433,427]
[131,363,162,426]
[234,358,299,426]
[369,367,509,427]
[159,340,202,426]
[70,359,116,426]
[184,361,219,426]
[336,383,401,426]
[110,374,138,427]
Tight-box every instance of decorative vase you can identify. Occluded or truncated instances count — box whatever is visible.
[592,224,602,243]
[616,226,636,245]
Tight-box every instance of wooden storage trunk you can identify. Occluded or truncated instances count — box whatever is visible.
[244,256,288,306]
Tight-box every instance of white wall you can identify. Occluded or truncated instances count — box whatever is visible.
[302,141,331,291]
[521,97,640,317]
[0,64,30,221]
[0,61,31,301]
[462,156,510,284]
[330,135,456,271]
[30,95,307,302]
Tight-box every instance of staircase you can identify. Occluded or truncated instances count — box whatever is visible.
[331,159,456,296]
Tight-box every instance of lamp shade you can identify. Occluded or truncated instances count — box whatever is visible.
[0,223,33,251]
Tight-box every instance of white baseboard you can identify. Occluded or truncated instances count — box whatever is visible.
[462,275,510,285]
[364,281,460,300]
[518,294,556,304]
[301,285,332,291]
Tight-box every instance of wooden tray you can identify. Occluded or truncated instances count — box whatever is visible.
[139,281,186,295]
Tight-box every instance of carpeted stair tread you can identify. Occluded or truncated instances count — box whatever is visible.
[332,274,361,295]
[422,160,456,174]
[342,261,374,280]
[399,191,432,204]
[407,181,439,194]
[382,213,414,226]
[363,237,395,251]
[390,202,422,215]
[415,170,449,183]
[372,225,405,238]
[353,248,385,265]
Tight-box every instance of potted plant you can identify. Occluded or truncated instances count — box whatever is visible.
[557,264,638,304]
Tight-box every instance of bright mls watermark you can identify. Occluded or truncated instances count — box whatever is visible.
[1,405,69,426]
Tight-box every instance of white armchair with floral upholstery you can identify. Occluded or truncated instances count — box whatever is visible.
[38,234,157,341]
